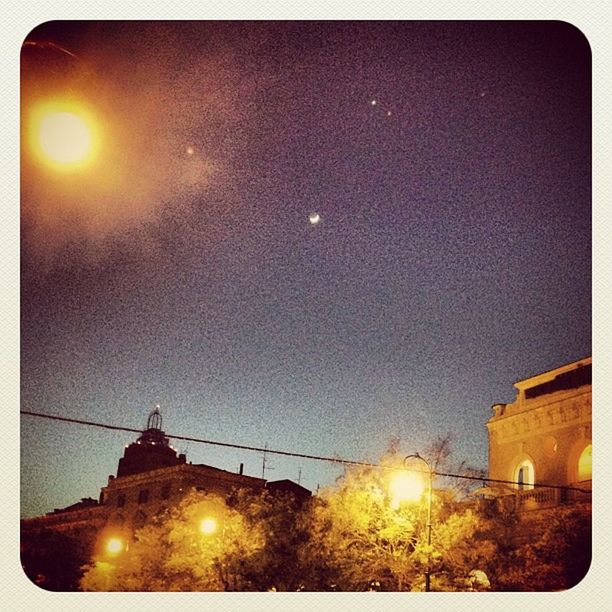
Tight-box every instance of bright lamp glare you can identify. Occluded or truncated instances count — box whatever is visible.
[106,537,124,555]
[389,471,424,508]
[39,112,92,163]
[28,100,100,172]
[200,518,218,534]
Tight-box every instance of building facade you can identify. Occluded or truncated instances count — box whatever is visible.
[486,357,592,511]
[98,408,271,531]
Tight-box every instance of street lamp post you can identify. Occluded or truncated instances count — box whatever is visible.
[404,453,434,592]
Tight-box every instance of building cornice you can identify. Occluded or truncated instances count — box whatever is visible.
[487,389,591,442]
[513,357,591,391]
[488,386,591,423]
[103,462,265,491]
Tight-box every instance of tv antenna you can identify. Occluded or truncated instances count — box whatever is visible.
[261,443,275,479]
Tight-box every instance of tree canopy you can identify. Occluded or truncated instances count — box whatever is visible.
[74,443,591,592]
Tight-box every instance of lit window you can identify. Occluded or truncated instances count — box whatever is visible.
[578,444,592,481]
[515,459,534,490]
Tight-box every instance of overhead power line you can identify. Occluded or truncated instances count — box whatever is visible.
[21,409,374,465]
[20,409,591,494]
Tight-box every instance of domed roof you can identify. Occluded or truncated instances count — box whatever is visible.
[116,405,185,478]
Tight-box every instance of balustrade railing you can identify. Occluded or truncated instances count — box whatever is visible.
[516,486,559,509]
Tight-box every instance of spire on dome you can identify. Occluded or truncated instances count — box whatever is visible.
[115,404,184,478]
[147,405,163,431]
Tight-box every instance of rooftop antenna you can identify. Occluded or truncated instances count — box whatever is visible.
[261,443,275,480]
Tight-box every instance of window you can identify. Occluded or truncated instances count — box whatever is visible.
[117,493,126,508]
[138,489,149,504]
[515,459,534,490]
[578,444,592,481]
[161,484,171,499]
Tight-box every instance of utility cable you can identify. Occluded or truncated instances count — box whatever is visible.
[20,409,591,494]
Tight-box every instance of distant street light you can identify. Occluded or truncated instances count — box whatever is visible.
[404,453,434,592]
[105,536,125,556]
[200,517,218,535]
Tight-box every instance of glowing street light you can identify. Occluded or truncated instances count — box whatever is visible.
[105,537,125,556]
[200,517,218,535]
[389,470,425,509]
[38,111,92,163]
[27,98,101,172]
[403,453,434,592]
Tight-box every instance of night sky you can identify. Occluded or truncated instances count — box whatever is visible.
[21,21,591,518]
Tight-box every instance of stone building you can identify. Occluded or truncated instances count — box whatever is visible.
[21,407,310,588]
[99,408,271,532]
[486,357,592,511]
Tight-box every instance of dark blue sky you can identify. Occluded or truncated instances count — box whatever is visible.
[21,21,590,518]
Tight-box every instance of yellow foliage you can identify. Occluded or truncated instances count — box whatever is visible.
[306,455,487,591]
[80,490,265,591]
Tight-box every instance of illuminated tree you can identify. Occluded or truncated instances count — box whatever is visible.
[80,490,266,591]
[300,449,490,591]
[78,442,593,592]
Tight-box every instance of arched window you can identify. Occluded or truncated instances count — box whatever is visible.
[578,444,592,481]
[515,459,534,490]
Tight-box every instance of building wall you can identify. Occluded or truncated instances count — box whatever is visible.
[21,505,108,534]
[487,357,591,493]
[101,463,266,530]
